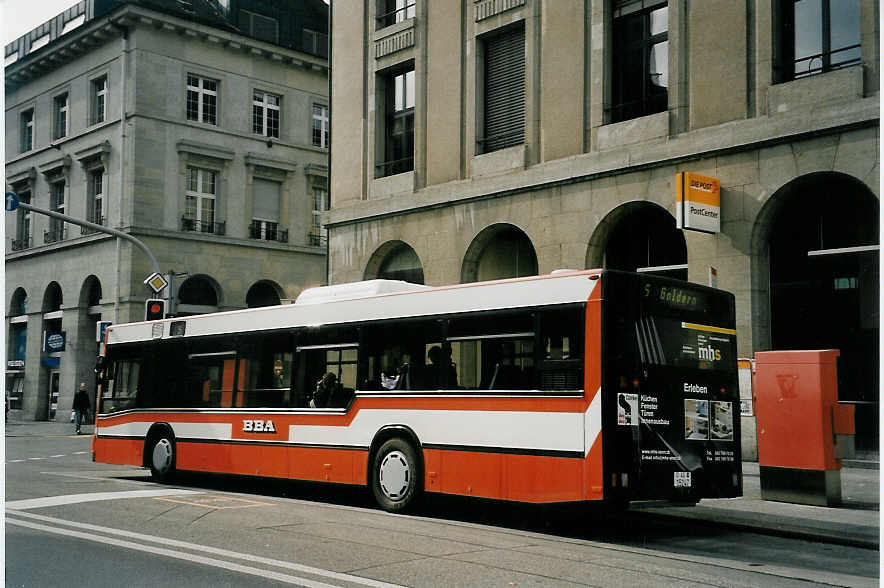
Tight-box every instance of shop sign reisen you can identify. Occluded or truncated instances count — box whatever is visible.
[676,172,721,234]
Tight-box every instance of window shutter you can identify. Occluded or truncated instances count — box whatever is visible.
[253,179,280,221]
[483,24,525,153]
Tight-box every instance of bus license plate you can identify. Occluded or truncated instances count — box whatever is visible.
[674,472,692,487]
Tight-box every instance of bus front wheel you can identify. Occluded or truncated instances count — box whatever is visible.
[371,438,421,513]
[148,434,176,483]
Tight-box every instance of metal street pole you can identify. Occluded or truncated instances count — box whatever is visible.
[11,200,161,276]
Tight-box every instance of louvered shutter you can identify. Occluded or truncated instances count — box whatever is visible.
[253,179,280,222]
[483,24,525,153]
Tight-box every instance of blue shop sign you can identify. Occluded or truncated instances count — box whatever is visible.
[44,331,66,353]
[41,357,60,368]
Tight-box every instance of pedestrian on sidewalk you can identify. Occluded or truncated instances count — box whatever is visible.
[73,382,91,435]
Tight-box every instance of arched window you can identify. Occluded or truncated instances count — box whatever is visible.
[246,281,282,308]
[10,287,27,316]
[462,224,538,283]
[587,202,687,280]
[177,276,220,315]
[365,241,425,284]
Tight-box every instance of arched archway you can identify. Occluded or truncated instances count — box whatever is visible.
[9,287,27,316]
[461,224,538,283]
[364,241,425,284]
[753,172,879,449]
[246,280,283,308]
[79,275,102,314]
[8,288,28,381]
[42,282,63,313]
[586,202,687,279]
[177,275,221,316]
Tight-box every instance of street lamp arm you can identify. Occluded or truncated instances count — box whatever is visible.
[16,201,161,275]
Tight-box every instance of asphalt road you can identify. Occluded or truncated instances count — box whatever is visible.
[5,433,878,587]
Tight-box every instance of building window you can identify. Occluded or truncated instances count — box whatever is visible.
[378,66,415,177]
[310,178,329,246]
[12,190,31,251]
[775,0,861,82]
[378,0,415,29]
[87,170,104,226]
[183,167,220,234]
[253,91,280,138]
[611,2,668,123]
[53,93,69,140]
[302,29,328,58]
[240,9,278,44]
[91,76,107,125]
[312,104,329,149]
[250,178,286,242]
[480,23,525,153]
[46,181,66,243]
[186,74,218,125]
[20,109,34,153]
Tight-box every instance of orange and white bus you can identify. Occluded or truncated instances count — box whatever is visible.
[93,269,741,511]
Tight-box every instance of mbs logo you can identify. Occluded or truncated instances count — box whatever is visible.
[242,419,277,433]
[698,345,722,362]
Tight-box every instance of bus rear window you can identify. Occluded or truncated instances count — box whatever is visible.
[635,316,735,371]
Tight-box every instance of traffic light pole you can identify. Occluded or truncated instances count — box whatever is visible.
[13,201,161,275]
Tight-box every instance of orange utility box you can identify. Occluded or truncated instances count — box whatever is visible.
[754,350,855,506]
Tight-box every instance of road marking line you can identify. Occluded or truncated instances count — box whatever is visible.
[9,459,25,463]
[155,495,274,509]
[7,517,343,588]
[6,489,200,511]
[72,451,89,454]
[27,457,46,460]
[49,454,66,458]
[8,510,404,588]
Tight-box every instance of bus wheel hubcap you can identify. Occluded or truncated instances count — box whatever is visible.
[153,439,172,472]
[379,451,410,500]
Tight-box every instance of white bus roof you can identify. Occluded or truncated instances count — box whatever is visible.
[106,270,603,346]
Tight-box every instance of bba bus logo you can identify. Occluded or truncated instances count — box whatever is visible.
[242,419,277,433]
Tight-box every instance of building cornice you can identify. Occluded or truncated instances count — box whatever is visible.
[5,3,328,89]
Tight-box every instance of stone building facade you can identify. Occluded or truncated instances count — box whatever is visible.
[5,0,329,421]
[328,0,879,450]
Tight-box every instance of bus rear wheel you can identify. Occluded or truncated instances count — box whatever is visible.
[371,438,421,513]
[148,434,176,483]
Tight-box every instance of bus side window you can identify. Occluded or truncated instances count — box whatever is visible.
[360,320,443,391]
[184,349,235,408]
[538,307,584,391]
[237,333,293,408]
[104,357,140,413]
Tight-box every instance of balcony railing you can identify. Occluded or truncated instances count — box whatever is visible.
[375,156,414,178]
[181,216,225,235]
[10,237,31,251]
[249,221,288,243]
[308,232,327,247]
[44,226,67,244]
[81,217,106,235]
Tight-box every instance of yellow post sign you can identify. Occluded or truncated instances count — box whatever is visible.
[676,172,721,233]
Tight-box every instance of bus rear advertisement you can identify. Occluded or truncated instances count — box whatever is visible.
[93,269,741,512]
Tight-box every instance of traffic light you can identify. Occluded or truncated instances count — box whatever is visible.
[144,299,166,321]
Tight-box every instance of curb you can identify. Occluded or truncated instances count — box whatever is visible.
[636,506,879,550]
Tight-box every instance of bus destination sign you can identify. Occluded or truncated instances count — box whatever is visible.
[643,283,707,312]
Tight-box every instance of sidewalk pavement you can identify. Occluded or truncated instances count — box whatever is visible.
[5,416,880,548]
[634,461,880,549]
